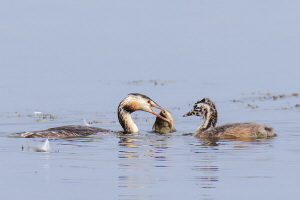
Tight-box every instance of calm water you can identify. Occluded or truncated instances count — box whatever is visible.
[1,1,300,200]
[1,80,300,200]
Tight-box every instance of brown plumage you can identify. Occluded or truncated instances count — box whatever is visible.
[183,98,276,139]
[19,93,169,138]
[20,125,111,138]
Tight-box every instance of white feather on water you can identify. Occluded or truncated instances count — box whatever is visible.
[33,138,50,152]
[84,119,91,126]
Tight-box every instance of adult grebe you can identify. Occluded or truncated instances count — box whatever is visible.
[183,98,276,139]
[20,93,169,138]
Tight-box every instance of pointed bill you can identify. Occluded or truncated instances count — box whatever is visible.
[150,110,170,122]
[150,103,170,122]
[183,111,193,117]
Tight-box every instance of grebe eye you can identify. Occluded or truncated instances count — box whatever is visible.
[147,100,151,104]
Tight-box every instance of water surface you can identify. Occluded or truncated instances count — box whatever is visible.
[1,81,300,200]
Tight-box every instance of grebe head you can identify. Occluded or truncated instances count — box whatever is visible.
[183,98,211,117]
[183,98,218,127]
[119,93,170,122]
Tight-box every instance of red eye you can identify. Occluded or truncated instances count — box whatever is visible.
[147,100,151,104]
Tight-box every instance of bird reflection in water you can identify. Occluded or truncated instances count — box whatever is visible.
[191,163,219,189]
[117,134,172,190]
[189,139,220,191]
[117,134,172,162]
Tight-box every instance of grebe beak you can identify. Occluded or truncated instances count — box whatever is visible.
[150,104,170,122]
[151,110,170,122]
[183,111,193,117]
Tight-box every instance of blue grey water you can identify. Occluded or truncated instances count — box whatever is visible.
[1,1,300,199]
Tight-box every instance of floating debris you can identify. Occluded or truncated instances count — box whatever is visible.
[34,111,43,117]
[87,120,102,124]
[247,104,259,109]
[230,92,300,103]
[230,99,243,103]
[15,112,22,117]
[125,80,176,86]
[28,111,58,122]
[230,92,300,111]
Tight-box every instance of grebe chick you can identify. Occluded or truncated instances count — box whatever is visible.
[183,98,276,139]
[152,110,176,134]
[20,93,169,138]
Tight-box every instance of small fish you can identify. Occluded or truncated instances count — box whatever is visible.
[152,110,176,134]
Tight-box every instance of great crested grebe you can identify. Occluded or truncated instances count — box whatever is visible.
[152,110,176,134]
[20,93,169,138]
[183,98,276,139]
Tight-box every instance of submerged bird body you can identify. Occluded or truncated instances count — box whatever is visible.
[183,98,276,139]
[20,125,110,138]
[19,93,169,138]
[152,110,176,134]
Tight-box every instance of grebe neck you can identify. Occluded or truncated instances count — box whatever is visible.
[118,100,139,133]
[118,109,139,133]
[197,103,218,132]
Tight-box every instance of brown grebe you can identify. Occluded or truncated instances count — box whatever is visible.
[183,98,276,139]
[20,93,169,138]
[152,110,176,134]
